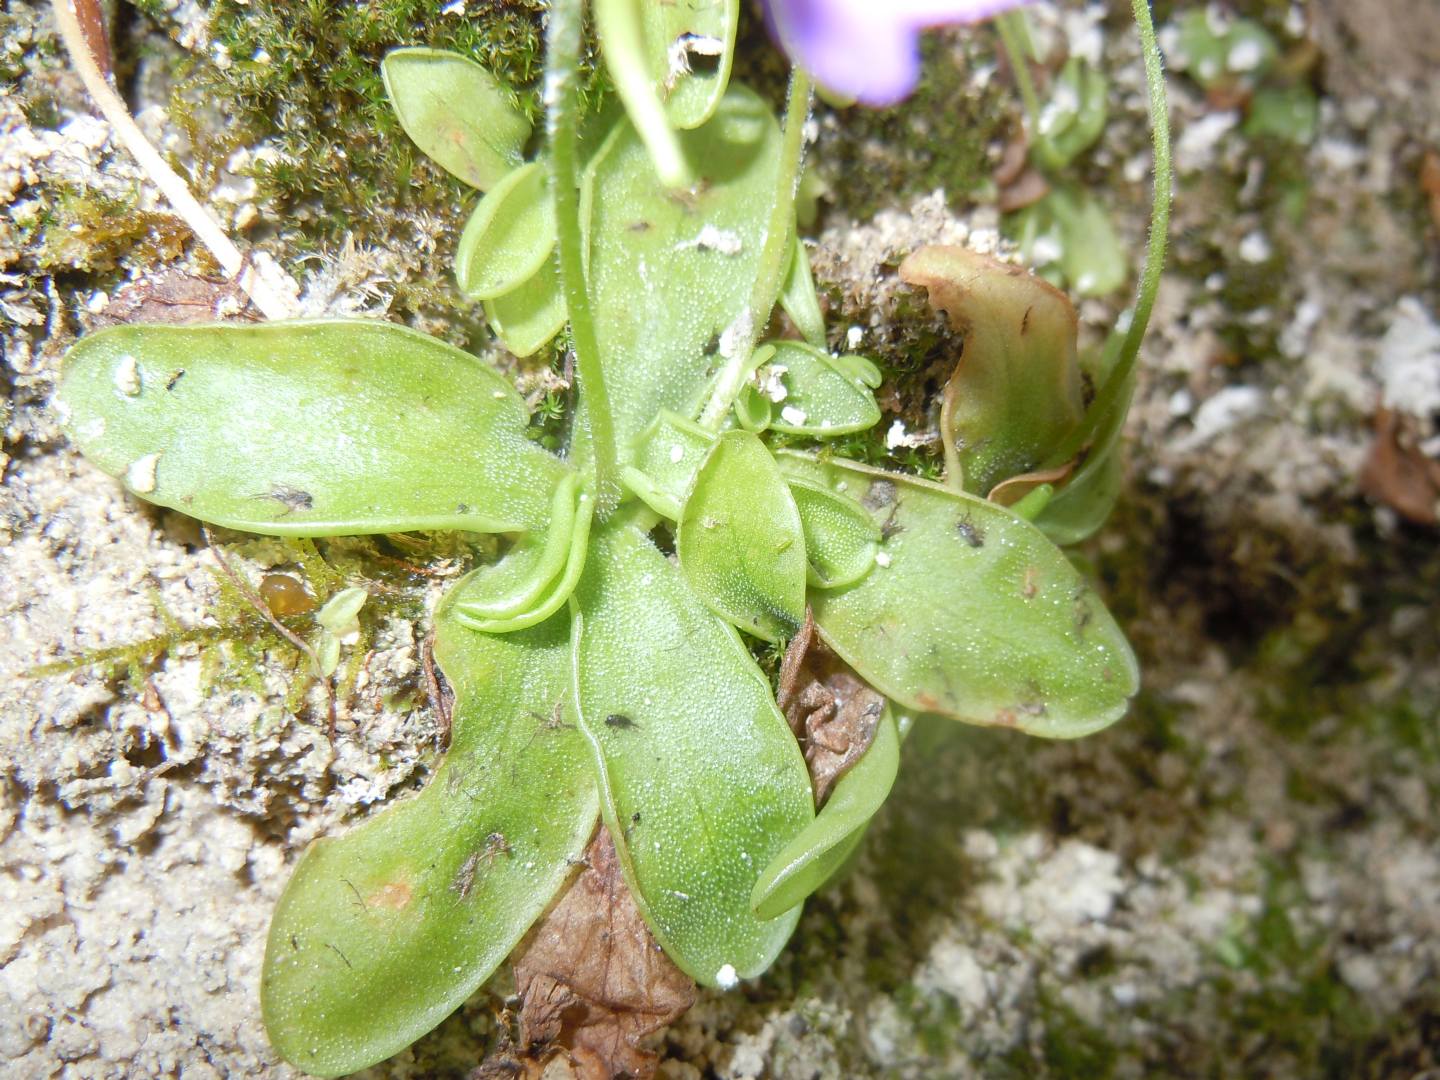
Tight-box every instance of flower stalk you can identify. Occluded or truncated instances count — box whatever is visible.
[546,0,623,516]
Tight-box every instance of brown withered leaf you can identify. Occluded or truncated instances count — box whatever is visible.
[506,830,696,1080]
[997,167,1051,214]
[85,269,258,331]
[986,458,1077,508]
[1359,408,1440,525]
[778,610,885,806]
[1421,150,1440,234]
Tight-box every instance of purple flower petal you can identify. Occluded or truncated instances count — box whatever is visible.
[766,0,1035,106]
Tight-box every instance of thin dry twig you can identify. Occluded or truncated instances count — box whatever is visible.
[69,0,112,80]
[421,628,453,750]
[50,0,300,320]
[202,526,338,738]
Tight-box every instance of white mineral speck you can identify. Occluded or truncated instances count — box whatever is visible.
[1227,38,1266,72]
[715,963,739,990]
[1031,234,1064,267]
[755,364,788,402]
[1238,231,1272,264]
[1175,111,1238,173]
[690,224,743,256]
[846,325,865,349]
[1378,298,1440,418]
[669,444,685,464]
[718,311,752,360]
[1174,386,1266,452]
[126,453,160,494]
[780,405,808,426]
[874,551,892,568]
[114,355,141,396]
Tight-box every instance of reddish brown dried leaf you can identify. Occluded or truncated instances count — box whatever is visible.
[1421,150,1440,234]
[993,130,1030,189]
[1360,408,1440,525]
[987,459,1077,507]
[997,167,1051,214]
[509,830,696,1080]
[85,270,257,331]
[777,610,885,806]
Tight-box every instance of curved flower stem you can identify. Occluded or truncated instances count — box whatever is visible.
[699,68,813,430]
[50,0,299,320]
[1117,0,1172,373]
[995,10,1044,139]
[1048,0,1171,465]
[547,0,621,517]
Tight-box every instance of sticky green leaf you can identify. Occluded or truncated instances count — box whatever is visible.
[788,477,880,589]
[1037,447,1123,546]
[483,254,567,358]
[833,353,884,389]
[54,319,568,535]
[677,431,807,643]
[454,161,557,300]
[594,0,690,187]
[450,474,581,621]
[1008,186,1128,298]
[752,708,900,919]
[261,603,598,1078]
[569,522,814,986]
[646,0,738,130]
[454,489,595,634]
[1035,334,1135,545]
[752,341,882,437]
[621,409,716,519]
[780,453,1138,738]
[449,475,579,620]
[577,87,782,463]
[593,0,738,186]
[899,245,1084,496]
[734,382,774,433]
[780,232,827,348]
[381,48,531,191]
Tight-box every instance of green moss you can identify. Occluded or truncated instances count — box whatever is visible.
[809,32,1011,221]
[36,185,192,274]
[1036,992,1120,1078]
[191,1,543,230]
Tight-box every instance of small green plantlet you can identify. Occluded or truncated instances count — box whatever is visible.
[996,9,1128,296]
[51,0,1171,1075]
[1169,9,1319,146]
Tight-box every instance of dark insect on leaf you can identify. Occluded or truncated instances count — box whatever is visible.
[955,516,985,548]
[253,486,315,514]
[605,713,637,730]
